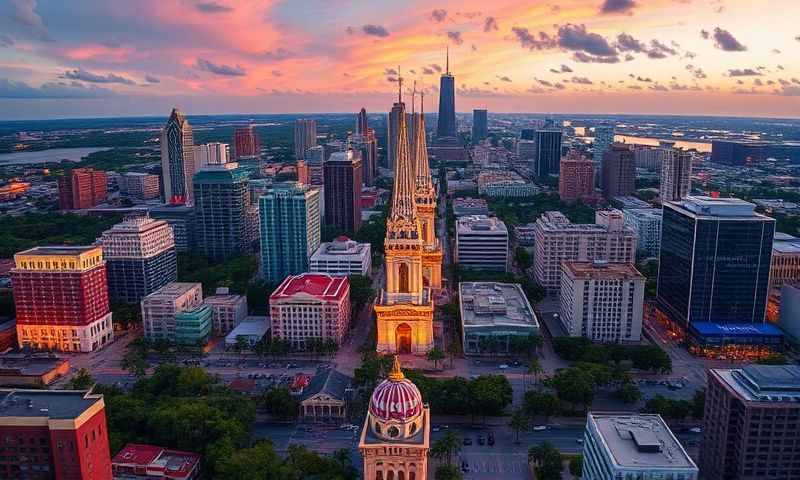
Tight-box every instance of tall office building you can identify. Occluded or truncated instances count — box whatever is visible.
[259,182,321,283]
[350,130,377,187]
[99,216,177,304]
[455,215,509,272]
[324,150,363,235]
[534,130,563,177]
[193,142,230,169]
[161,108,195,205]
[436,48,456,138]
[472,109,488,144]
[294,119,317,160]
[233,125,260,161]
[12,246,114,352]
[119,172,159,200]
[657,196,779,356]
[520,128,536,141]
[702,365,800,480]
[357,107,368,134]
[193,161,252,260]
[298,145,325,186]
[58,168,108,210]
[592,124,615,162]
[387,100,405,170]
[660,145,692,202]
[602,143,636,199]
[623,208,663,257]
[559,151,595,203]
[149,204,195,252]
[141,282,203,341]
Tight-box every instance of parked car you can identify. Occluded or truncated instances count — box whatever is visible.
[498,364,509,370]
[533,425,548,432]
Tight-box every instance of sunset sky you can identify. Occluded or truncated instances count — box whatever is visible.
[1,0,799,119]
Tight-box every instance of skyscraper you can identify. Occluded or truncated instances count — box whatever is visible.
[592,124,615,162]
[387,100,405,170]
[233,125,260,161]
[324,150,363,235]
[294,119,317,160]
[436,48,456,138]
[161,108,195,205]
[601,143,636,199]
[660,144,692,202]
[472,109,488,144]
[100,216,177,304]
[559,151,595,203]
[534,129,563,177]
[357,107,368,134]
[259,182,321,283]
[57,167,108,210]
[350,129,377,186]
[657,196,779,356]
[193,161,253,259]
[193,142,230,169]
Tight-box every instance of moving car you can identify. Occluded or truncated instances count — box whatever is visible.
[533,425,548,432]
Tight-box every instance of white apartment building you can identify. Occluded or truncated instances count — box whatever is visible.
[533,210,637,291]
[560,261,645,343]
[582,414,698,480]
[456,215,509,272]
[309,236,372,277]
[660,147,692,203]
[193,142,230,169]
[204,287,248,335]
[141,282,203,341]
[623,208,663,258]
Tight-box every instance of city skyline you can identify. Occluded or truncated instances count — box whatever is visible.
[0,1,799,119]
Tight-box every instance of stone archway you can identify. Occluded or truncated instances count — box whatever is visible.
[396,323,412,354]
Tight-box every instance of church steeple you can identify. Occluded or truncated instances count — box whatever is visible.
[388,74,417,227]
[412,89,431,190]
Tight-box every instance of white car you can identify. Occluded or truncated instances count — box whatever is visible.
[499,364,509,370]
[689,427,702,434]
[533,425,548,432]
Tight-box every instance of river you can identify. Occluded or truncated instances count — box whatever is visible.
[614,135,712,153]
[0,147,110,165]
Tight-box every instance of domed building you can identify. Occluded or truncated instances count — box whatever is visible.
[358,356,429,480]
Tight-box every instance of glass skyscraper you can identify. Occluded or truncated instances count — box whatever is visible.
[160,108,195,205]
[436,51,456,138]
[193,162,252,260]
[534,130,563,177]
[472,109,487,144]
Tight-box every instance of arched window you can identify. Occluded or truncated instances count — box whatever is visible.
[387,471,395,480]
[398,472,405,480]
[398,263,410,293]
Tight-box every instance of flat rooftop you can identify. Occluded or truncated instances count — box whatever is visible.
[147,282,201,299]
[0,389,102,419]
[459,282,539,330]
[670,196,771,220]
[713,364,800,402]
[16,245,99,256]
[563,261,645,280]
[590,413,697,471]
[457,215,508,234]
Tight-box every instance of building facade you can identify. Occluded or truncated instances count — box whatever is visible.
[259,182,321,283]
[140,282,203,342]
[560,261,645,343]
[592,124,615,164]
[120,173,160,200]
[149,204,194,252]
[58,168,107,210]
[193,162,252,259]
[387,101,405,170]
[534,130,563,177]
[601,143,636,199]
[269,273,350,348]
[770,233,800,290]
[299,369,352,423]
[324,150,363,235]
[294,119,317,160]
[160,108,195,205]
[112,444,201,480]
[455,215,508,272]
[174,304,212,346]
[472,109,488,144]
[459,282,539,355]
[12,246,113,352]
[310,236,372,277]
[660,146,692,203]
[351,129,378,187]
[436,50,456,138]
[559,151,595,203]
[623,208,663,258]
[193,142,229,169]
[203,288,248,335]
[233,125,260,161]
[99,216,177,304]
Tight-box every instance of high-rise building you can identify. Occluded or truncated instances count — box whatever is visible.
[770,233,800,290]
[119,172,160,200]
[660,145,692,203]
[520,128,536,141]
[582,413,697,480]
[623,208,663,257]
[294,119,317,160]
[516,139,536,163]
[161,108,195,205]
[357,107,368,135]
[559,151,595,203]
[233,125,260,161]
[633,145,666,171]
[534,130,563,177]
[560,261,645,342]
[657,196,779,356]
[701,365,800,480]
[149,204,195,252]
[12,246,114,352]
[99,216,177,304]
[359,358,429,480]
[141,282,203,341]
[323,140,347,162]
[0,389,113,480]
[602,143,636,199]
[472,109,488,144]
[269,273,350,348]
[436,49,456,138]
[193,161,252,259]
[310,236,372,277]
[259,182,321,283]
[592,124,615,164]
[203,287,248,335]
[324,150,363,235]
[387,101,405,170]
[298,145,325,186]
[350,130,377,187]
[533,210,637,291]
[58,168,108,210]
[193,142,230,169]
[455,215,509,271]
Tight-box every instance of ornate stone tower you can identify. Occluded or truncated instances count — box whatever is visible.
[359,357,429,480]
[374,77,435,355]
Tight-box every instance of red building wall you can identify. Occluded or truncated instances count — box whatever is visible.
[58,169,108,210]
[49,408,112,480]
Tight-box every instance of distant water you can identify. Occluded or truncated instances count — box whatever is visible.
[0,147,109,165]
[615,134,712,153]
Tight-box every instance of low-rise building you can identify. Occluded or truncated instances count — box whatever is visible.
[112,443,201,480]
[269,273,350,349]
[771,233,800,290]
[0,354,70,387]
[453,197,489,217]
[458,282,539,355]
[582,413,697,480]
[560,261,645,343]
[483,180,539,198]
[623,208,663,258]
[456,215,509,272]
[225,316,270,349]
[299,369,353,423]
[141,282,203,342]
[203,287,248,335]
[174,304,212,346]
[309,236,372,277]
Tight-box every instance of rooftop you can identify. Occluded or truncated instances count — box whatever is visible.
[312,237,370,258]
[270,273,349,302]
[300,369,352,402]
[0,354,68,377]
[112,443,201,479]
[459,282,539,330]
[225,317,269,342]
[457,215,508,234]
[145,282,201,300]
[670,196,771,220]
[15,245,99,257]
[713,364,800,403]
[563,261,645,280]
[0,389,103,419]
[589,413,697,471]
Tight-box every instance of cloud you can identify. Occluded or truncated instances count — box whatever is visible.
[778,86,800,96]
[558,24,617,56]
[700,29,710,40]
[63,68,135,85]
[636,76,653,83]
[550,64,573,74]
[650,84,668,91]
[571,76,593,84]
[554,82,565,90]
[711,27,747,51]
[511,27,556,50]
[727,68,761,77]
[536,78,554,88]
[422,67,435,75]
[601,0,636,14]
[386,76,397,83]
[8,0,51,41]
[0,35,14,47]
[616,33,646,52]
[271,70,282,77]
[384,68,398,75]
[497,75,512,82]
[362,24,390,38]
[573,52,619,63]
[195,2,233,13]
[262,48,292,61]
[430,9,447,22]
[484,16,498,32]
[144,75,160,84]
[648,39,677,58]
[195,58,246,76]
[430,64,442,72]
[670,83,702,91]
[0,78,115,98]
[345,26,354,35]
[447,31,464,45]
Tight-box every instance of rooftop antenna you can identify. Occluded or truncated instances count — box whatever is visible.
[420,87,424,115]
[411,81,417,115]
[397,65,402,104]
[446,45,450,75]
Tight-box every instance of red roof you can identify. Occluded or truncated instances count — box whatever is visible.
[270,273,349,302]
[335,235,351,242]
[112,443,201,480]
[291,373,311,391]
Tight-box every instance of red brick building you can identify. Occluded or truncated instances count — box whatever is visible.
[112,444,201,480]
[11,246,113,352]
[0,389,112,480]
[559,151,595,204]
[233,125,260,161]
[58,168,107,210]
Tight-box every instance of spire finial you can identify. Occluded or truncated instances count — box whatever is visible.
[411,81,417,115]
[420,87,424,115]
[446,45,450,75]
[398,65,402,104]
[389,355,405,381]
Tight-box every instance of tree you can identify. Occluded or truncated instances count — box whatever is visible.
[434,464,464,480]
[446,340,460,369]
[615,381,642,404]
[523,390,560,421]
[260,388,298,419]
[546,367,597,412]
[508,408,530,443]
[515,246,532,270]
[121,349,148,377]
[430,431,461,466]
[67,368,94,390]
[527,359,543,388]
[427,347,445,370]
[643,395,692,420]
[233,336,249,355]
[348,274,376,316]
[691,389,706,419]
[528,442,562,480]
[469,375,513,421]
[569,455,583,477]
